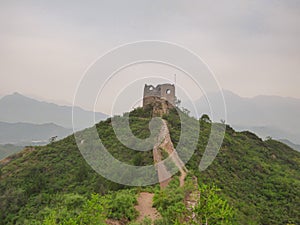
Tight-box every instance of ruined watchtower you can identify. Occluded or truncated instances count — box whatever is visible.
[143,83,176,116]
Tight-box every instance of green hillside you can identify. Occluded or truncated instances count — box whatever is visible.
[0,144,23,160]
[0,107,299,224]
[164,109,300,224]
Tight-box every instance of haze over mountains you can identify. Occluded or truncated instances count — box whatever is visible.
[194,90,300,147]
[0,92,108,146]
[0,91,299,151]
[0,92,108,129]
[0,121,71,145]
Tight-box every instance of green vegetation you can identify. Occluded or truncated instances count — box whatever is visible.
[0,106,299,224]
[0,111,154,224]
[0,144,23,160]
[164,109,300,225]
[152,174,235,225]
[42,193,106,225]
[42,189,138,225]
[153,178,186,224]
[193,184,235,225]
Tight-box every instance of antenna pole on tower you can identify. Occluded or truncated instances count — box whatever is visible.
[174,74,176,85]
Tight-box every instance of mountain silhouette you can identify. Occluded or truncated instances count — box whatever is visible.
[195,90,300,145]
[0,92,108,129]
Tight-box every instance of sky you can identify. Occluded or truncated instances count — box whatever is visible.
[0,0,300,113]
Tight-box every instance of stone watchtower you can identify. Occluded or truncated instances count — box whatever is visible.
[143,83,176,116]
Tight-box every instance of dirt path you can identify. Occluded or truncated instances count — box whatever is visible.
[106,192,160,225]
[133,120,188,224]
[106,219,122,225]
[135,192,161,223]
[107,120,189,224]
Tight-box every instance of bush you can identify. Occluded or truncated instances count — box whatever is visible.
[193,184,235,225]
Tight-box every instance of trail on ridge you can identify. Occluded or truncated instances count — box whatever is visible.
[134,119,190,224]
[153,119,187,187]
[134,192,161,223]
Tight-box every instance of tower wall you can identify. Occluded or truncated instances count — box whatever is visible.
[143,84,176,107]
[158,84,175,106]
[143,83,176,116]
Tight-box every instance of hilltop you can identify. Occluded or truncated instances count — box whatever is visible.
[0,107,299,224]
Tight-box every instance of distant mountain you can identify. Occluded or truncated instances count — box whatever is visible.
[195,90,300,144]
[279,139,300,152]
[0,92,108,129]
[0,121,72,145]
[233,125,300,152]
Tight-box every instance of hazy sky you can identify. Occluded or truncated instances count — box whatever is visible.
[1,0,300,112]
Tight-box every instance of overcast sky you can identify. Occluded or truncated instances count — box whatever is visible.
[0,0,300,112]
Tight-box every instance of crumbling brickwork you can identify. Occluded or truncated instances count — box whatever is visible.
[143,84,176,116]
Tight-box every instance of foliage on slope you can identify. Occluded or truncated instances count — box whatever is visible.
[0,106,299,224]
[42,189,138,225]
[164,109,300,225]
[0,144,23,160]
[0,109,154,224]
[152,174,235,225]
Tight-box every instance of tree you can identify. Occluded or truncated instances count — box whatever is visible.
[193,184,235,225]
[42,194,106,225]
[76,194,106,225]
[175,98,181,107]
[181,107,190,116]
[201,114,211,123]
[49,136,58,143]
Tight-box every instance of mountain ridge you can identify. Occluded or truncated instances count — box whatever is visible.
[0,121,72,145]
[194,90,300,145]
[0,92,108,129]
